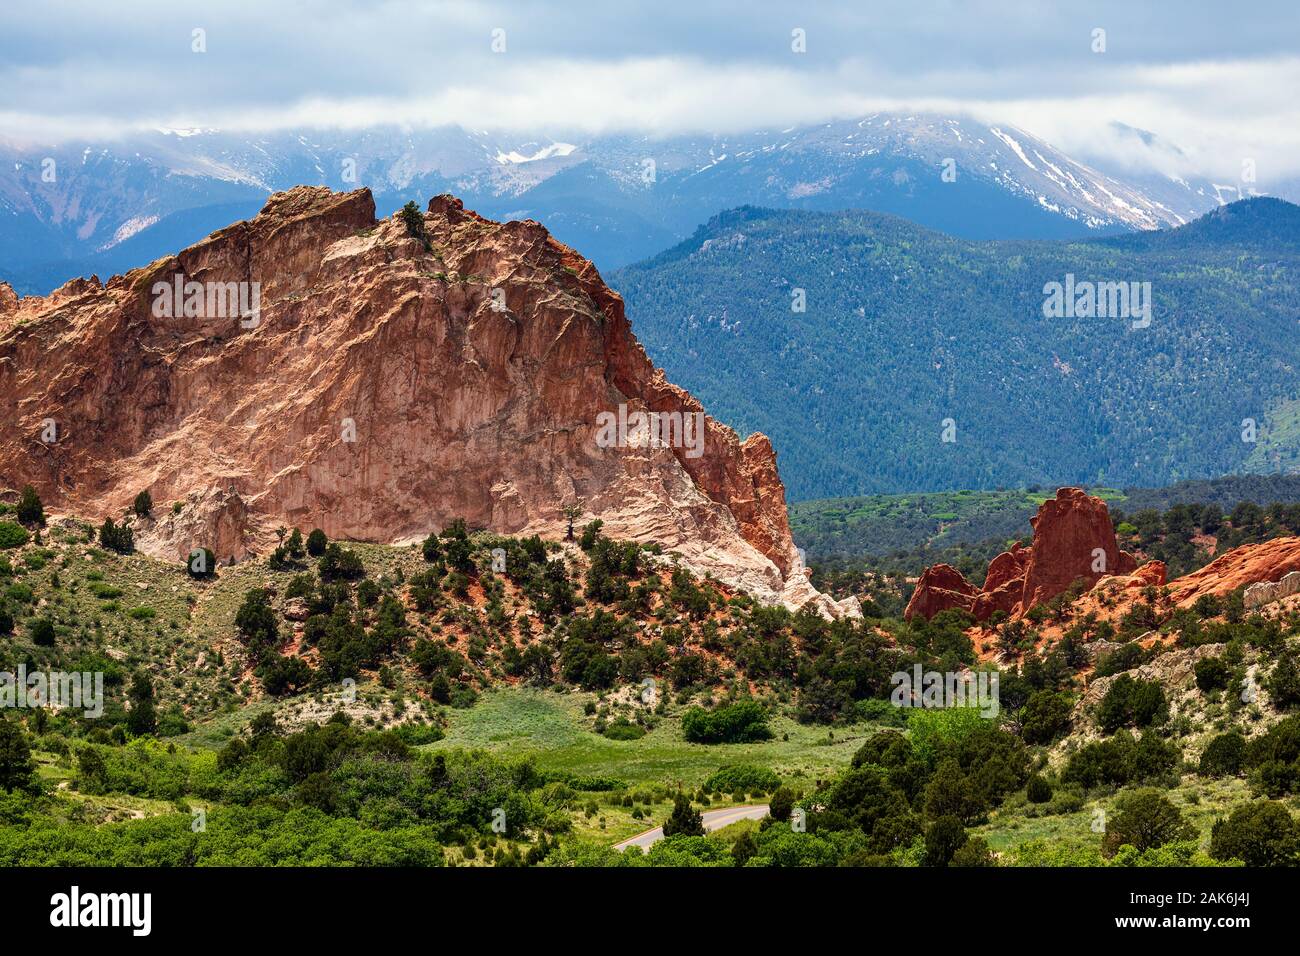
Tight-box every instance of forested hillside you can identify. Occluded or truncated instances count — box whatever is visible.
[792,475,1300,563]
[612,198,1300,501]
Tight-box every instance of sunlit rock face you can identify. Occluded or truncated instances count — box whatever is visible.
[0,187,846,614]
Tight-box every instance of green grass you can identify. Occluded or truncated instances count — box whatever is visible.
[974,774,1258,860]
[426,687,869,790]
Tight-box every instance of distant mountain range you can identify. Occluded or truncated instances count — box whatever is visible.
[610,197,1300,501]
[4,113,1291,294]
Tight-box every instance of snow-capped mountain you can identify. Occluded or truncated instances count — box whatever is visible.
[0,113,1275,293]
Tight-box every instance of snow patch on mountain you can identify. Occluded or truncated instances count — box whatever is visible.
[494,143,576,164]
[100,214,159,250]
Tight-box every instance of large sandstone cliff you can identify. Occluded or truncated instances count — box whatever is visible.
[0,187,851,615]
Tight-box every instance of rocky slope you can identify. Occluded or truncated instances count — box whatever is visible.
[1166,537,1300,608]
[0,186,850,615]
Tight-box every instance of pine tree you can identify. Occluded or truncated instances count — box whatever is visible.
[16,486,44,528]
[0,718,35,792]
[662,793,705,838]
[127,672,157,736]
[98,517,135,555]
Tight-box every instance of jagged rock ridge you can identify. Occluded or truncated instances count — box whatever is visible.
[0,186,852,616]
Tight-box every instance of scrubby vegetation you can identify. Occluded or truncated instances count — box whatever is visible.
[1,492,1299,867]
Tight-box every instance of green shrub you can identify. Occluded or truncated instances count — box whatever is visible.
[1199,731,1247,777]
[950,835,995,867]
[1096,675,1167,733]
[703,764,781,795]
[5,584,33,604]
[1026,774,1053,803]
[1194,656,1231,693]
[1063,730,1179,789]
[0,719,36,791]
[15,486,44,528]
[318,544,364,582]
[661,793,704,837]
[601,717,646,741]
[98,518,134,555]
[0,522,29,550]
[132,490,153,518]
[28,618,56,647]
[187,547,217,579]
[1210,800,1300,866]
[1093,643,1146,678]
[1268,650,1300,710]
[681,700,773,744]
[1020,690,1073,744]
[400,200,429,247]
[306,529,328,557]
[1102,788,1195,857]
[923,816,968,867]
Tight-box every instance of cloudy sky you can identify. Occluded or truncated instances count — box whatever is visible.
[3,0,1299,179]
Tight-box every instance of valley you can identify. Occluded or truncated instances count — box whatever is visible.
[3,463,1300,868]
[6,0,1300,938]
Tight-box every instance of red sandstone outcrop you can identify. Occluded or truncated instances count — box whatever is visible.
[972,542,1031,620]
[0,187,851,615]
[903,564,979,620]
[1134,560,1167,588]
[1016,488,1136,613]
[905,487,1148,622]
[1095,559,1167,593]
[1166,537,1300,608]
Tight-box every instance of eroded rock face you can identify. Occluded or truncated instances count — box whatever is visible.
[973,542,1032,620]
[1016,488,1130,613]
[1094,560,1168,593]
[0,187,844,614]
[903,564,979,621]
[906,488,1148,622]
[1077,643,1227,718]
[1245,571,1300,609]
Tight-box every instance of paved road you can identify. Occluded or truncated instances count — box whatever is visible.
[614,804,770,851]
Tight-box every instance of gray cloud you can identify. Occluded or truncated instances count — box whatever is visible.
[3,0,1298,178]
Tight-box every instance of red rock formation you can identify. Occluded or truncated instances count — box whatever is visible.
[1167,537,1300,608]
[1132,560,1167,588]
[0,187,845,613]
[984,542,1030,592]
[903,564,979,621]
[906,487,1152,622]
[973,542,1031,620]
[1015,488,1130,614]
